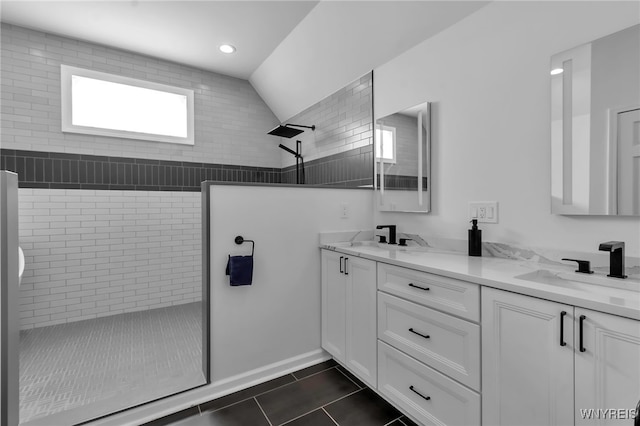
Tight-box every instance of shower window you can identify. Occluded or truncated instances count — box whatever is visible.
[61,65,194,145]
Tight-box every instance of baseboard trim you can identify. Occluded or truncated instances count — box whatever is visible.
[209,348,331,393]
[88,348,330,426]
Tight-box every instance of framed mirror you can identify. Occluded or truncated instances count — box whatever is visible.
[375,101,431,213]
[551,24,639,215]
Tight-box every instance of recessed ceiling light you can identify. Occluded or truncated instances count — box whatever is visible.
[550,68,563,75]
[219,44,236,54]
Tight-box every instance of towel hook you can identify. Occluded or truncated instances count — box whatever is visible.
[234,235,255,256]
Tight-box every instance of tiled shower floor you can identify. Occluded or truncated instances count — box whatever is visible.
[19,302,205,425]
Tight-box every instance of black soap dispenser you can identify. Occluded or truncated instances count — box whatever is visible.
[468,219,482,257]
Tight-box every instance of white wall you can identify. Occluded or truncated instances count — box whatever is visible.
[208,184,373,383]
[250,1,488,121]
[374,1,640,257]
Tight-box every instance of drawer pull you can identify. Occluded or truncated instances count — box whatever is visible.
[408,283,430,291]
[409,385,431,401]
[409,328,430,340]
[579,315,586,352]
[559,311,567,347]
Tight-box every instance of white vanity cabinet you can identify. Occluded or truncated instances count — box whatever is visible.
[320,249,377,387]
[483,287,640,426]
[321,245,640,426]
[574,308,640,426]
[377,263,481,426]
[482,287,574,425]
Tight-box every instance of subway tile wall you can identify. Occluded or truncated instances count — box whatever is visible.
[0,23,281,168]
[279,73,373,166]
[18,188,201,330]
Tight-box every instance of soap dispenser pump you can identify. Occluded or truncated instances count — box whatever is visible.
[468,219,482,257]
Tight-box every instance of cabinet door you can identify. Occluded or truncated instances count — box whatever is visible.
[345,256,377,387]
[575,309,640,425]
[321,250,346,363]
[482,287,574,426]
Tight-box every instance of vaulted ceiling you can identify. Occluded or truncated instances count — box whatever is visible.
[0,1,489,121]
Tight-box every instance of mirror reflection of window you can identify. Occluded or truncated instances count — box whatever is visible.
[376,125,396,163]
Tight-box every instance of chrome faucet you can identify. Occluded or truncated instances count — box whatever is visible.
[376,225,397,245]
[598,241,627,279]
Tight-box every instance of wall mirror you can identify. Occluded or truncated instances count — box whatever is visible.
[375,101,431,213]
[551,24,639,215]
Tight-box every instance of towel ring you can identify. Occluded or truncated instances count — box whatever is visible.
[234,235,255,256]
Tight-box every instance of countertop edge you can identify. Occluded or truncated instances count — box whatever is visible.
[321,245,640,321]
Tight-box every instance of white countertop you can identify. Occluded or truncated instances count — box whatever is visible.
[321,242,640,321]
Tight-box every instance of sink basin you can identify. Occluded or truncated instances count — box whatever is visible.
[515,269,639,296]
[346,241,460,255]
[350,241,409,250]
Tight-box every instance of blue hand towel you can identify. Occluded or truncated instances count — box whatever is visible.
[226,255,253,286]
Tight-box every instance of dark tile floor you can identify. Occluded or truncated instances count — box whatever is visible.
[144,359,419,426]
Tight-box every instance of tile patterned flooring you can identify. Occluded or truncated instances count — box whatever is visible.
[20,302,205,425]
[145,360,419,426]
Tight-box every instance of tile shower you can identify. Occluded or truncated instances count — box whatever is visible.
[16,188,206,424]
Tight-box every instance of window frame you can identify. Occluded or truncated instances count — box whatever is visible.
[61,65,195,145]
[375,124,397,164]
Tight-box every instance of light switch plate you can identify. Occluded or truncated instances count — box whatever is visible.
[469,201,498,223]
[340,203,349,218]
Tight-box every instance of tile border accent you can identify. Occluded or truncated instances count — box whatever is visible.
[1,148,380,190]
[281,145,374,188]
[1,149,281,191]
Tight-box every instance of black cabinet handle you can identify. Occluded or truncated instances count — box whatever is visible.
[344,258,349,275]
[409,328,430,340]
[408,283,430,291]
[560,311,567,347]
[579,315,586,352]
[409,385,431,401]
[339,256,344,274]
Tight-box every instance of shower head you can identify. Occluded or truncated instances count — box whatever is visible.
[269,125,304,138]
[267,123,316,139]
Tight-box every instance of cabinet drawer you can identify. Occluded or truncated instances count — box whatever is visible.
[378,292,480,391]
[378,340,480,426]
[377,263,479,321]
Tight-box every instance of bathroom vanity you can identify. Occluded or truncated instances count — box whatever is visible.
[320,243,640,426]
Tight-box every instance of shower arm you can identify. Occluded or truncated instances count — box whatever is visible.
[285,124,316,131]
